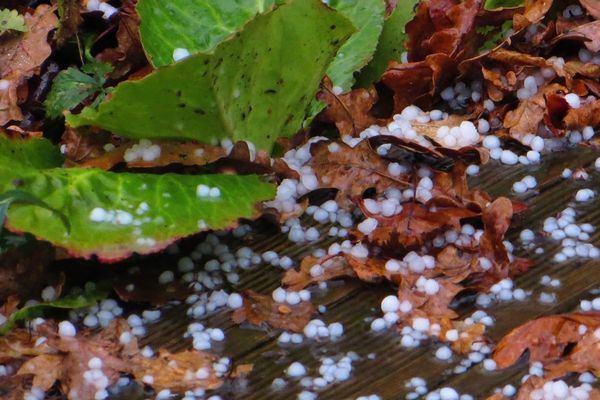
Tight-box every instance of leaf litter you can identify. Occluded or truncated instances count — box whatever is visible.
[1,0,600,398]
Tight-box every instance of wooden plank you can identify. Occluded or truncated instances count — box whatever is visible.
[142,146,600,399]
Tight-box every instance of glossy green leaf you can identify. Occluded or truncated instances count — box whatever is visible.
[137,0,282,67]
[0,285,108,334]
[0,135,275,261]
[67,0,354,151]
[0,190,70,233]
[325,0,385,91]
[0,8,27,34]
[356,0,419,87]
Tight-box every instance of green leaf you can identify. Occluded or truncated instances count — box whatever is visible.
[325,0,386,91]
[0,190,71,233]
[44,62,112,119]
[0,8,28,34]
[67,0,355,151]
[138,0,284,67]
[484,0,523,9]
[0,285,108,335]
[356,0,419,87]
[0,135,275,261]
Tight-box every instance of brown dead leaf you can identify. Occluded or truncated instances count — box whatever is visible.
[317,78,381,136]
[232,290,315,333]
[4,319,232,399]
[97,0,148,79]
[580,0,600,20]
[512,0,553,31]
[569,21,600,52]
[564,98,600,130]
[0,5,58,125]
[282,256,356,291]
[131,350,221,392]
[406,0,482,62]
[487,49,550,68]
[66,136,227,170]
[382,53,455,112]
[357,202,476,250]
[0,241,55,300]
[309,140,410,208]
[492,312,600,369]
[503,83,566,140]
[480,197,512,266]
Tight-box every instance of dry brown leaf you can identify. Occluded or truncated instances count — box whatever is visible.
[580,0,600,20]
[3,320,232,399]
[309,140,410,208]
[382,54,455,112]
[492,312,600,369]
[317,78,381,136]
[503,83,566,140]
[231,290,315,333]
[357,202,477,250]
[513,0,553,31]
[568,20,600,52]
[97,0,148,79]
[0,5,58,125]
[564,98,600,130]
[131,350,221,393]
[406,0,482,61]
[487,48,550,68]
[282,255,356,291]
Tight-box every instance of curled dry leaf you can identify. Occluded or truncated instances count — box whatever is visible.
[355,201,477,250]
[317,78,381,136]
[580,0,600,20]
[282,255,356,291]
[0,319,236,399]
[0,5,58,125]
[512,0,553,32]
[131,350,221,393]
[503,83,566,140]
[97,0,148,79]
[565,20,600,53]
[231,290,315,333]
[492,312,600,370]
[405,0,482,62]
[309,140,410,209]
[564,98,600,130]
[382,53,455,112]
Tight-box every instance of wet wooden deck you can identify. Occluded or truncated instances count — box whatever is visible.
[141,146,600,399]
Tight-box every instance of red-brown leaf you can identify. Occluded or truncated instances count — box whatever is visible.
[492,312,600,369]
[231,290,315,333]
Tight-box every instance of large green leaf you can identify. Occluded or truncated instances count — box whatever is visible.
[138,0,281,67]
[67,0,354,151]
[325,0,385,91]
[0,135,275,261]
[356,0,419,87]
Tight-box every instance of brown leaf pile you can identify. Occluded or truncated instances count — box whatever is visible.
[0,320,240,399]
